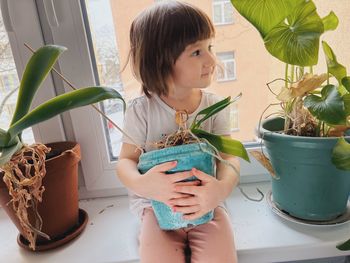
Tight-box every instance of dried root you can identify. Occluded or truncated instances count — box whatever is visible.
[0,143,51,250]
[153,110,198,149]
[285,98,317,137]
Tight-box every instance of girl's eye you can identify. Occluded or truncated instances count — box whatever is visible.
[191,50,201,56]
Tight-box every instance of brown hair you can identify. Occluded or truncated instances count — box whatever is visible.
[129,1,215,98]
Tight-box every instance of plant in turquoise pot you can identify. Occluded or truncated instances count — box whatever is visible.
[0,45,124,251]
[230,0,350,250]
[138,94,250,230]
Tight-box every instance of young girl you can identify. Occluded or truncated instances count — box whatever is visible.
[116,1,239,262]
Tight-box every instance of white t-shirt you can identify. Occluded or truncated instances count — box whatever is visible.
[121,91,231,217]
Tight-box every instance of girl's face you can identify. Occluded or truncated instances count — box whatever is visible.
[170,38,216,92]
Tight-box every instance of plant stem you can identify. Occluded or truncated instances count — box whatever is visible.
[290,65,295,83]
[285,63,289,89]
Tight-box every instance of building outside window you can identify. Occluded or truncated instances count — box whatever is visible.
[212,0,234,25]
[216,51,236,82]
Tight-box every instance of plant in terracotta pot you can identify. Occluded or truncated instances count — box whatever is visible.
[230,0,350,250]
[137,94,250,230]
[0,44,124,251]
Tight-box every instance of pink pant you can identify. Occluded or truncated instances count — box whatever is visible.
[139,207,238,263]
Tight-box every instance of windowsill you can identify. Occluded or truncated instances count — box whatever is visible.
[1,180,349,263]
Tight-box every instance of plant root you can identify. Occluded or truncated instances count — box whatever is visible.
[0,143,51,251]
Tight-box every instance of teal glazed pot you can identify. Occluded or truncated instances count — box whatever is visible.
[137,143,215,230]
[261,117,350,221]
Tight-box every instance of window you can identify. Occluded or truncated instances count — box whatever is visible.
[212,0,234,25]
[216,52,236,82]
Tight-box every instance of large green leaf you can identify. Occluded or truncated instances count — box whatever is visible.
[322,41,347,84]
[304,85,346,125]
[322,11,339,31]
[191,128,250,162]
[264,0,324,66]
[7,87,124,142]
[10,45,67,126]
[0,140,23,166]
[342,76,350,92]
[332,137,350,170]
[230,0,302,37]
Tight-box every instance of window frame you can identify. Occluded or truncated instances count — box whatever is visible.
[1,0,66,145]
[216,51,236,82]
[212,0,234,26]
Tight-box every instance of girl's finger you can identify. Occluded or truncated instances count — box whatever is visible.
[169,196,198,206]
[151,161,177,172]
[174,185,199,195]
[173,205,200,214]
[175,180,201,186]
[169,192,192,200]
[182,211,204,220]
[169,171,193,183]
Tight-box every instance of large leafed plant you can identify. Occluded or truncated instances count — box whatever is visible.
[230,0,350,249]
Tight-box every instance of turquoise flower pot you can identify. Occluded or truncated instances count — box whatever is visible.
[261,117,350,221]
[137,143,215,230]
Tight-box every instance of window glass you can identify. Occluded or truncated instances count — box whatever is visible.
[0,11,34,144]
[212,0,234,25]
[217,52,236,81]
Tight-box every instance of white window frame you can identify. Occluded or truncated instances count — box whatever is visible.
[212,0,234,26]
[5,0,269,198]
[217,51,236,82]
[1,0,66,144]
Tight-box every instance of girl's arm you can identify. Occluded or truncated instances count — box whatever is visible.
[116,143,196,205]
[169,152,240,220]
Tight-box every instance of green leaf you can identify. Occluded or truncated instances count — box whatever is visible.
[264,0,324,66]
[8,87,124,141]
[191,128,250,162]
[322,11,339,31]
[10,45,67,126]
[332,137,350,171]
[322,41,347,84]
[304,85,346,125]
[230,0,302,37]
[342,76,350,92]
[337,238,350,251]
[0,140,23,166]
[191,94,242,130]
[191,96,231,130]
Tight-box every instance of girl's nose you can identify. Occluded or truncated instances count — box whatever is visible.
[204,52,216,68]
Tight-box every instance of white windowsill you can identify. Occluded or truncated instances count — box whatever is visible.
[1,180,349,263]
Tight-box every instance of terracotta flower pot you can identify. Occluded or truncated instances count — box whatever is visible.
[0,141,87,250]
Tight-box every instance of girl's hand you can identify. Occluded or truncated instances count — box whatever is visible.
[170,168,225,220]
[140,161,198,205]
